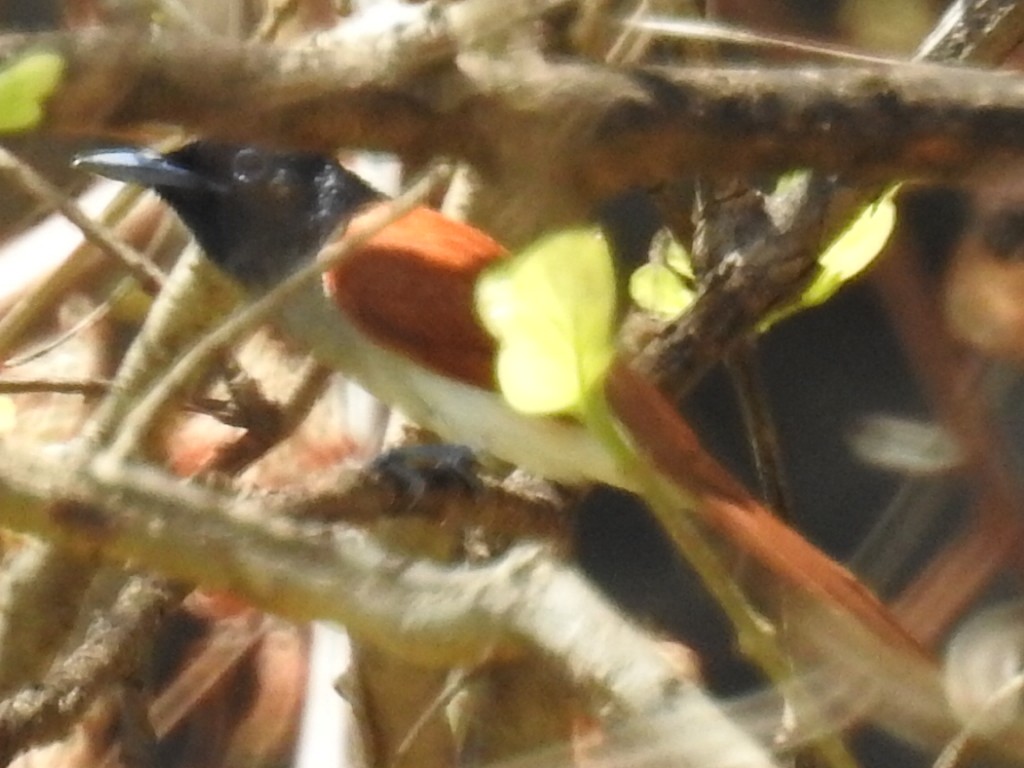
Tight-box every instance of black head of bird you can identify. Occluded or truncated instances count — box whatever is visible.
[75,142,381,289]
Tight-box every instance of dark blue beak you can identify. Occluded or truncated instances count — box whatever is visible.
[73,148,205,191]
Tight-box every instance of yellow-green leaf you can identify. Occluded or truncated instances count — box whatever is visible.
[0,51,65,134]
[663,236,694,279]
[475,228,615,416]
[757,183,900,330]
[772,168,811,198]
[629,262,695,317]
[801,185,899,308]
[629,230,695,317]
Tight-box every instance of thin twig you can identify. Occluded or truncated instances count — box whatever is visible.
[82,242,244,449]
[0,186,156,363]
[725,339,794,521]
[103,162,452,460]
[626,16,908,64]
[0,148,164,293]
[2,298,114,368]
[0,376,245,426]
[0,377,109,396]
[202,358,333,476]
[389,669,472,768]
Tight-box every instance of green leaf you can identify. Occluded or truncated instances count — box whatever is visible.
[629,230,695,317]
[800,185,899,308]
[757,183,900,330]
[772,168,811,198]
[626,179,899,331]
[0,51,65,134]
[663,235,694,279]
[629,262,695,317]
[475,228,616,416]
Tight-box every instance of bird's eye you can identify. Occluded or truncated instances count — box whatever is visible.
[232,149,267,183]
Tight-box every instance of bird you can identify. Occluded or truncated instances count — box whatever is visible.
[74,141,927,658]
[74,142,626,487]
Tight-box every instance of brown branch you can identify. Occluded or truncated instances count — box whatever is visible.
[33,39,1024,183]
[0,377,109,396]
[0,542,98,697]
[0,574,178,767]
[4,21,1024,243]
[634,0,1024,400]
[0,441,779,766]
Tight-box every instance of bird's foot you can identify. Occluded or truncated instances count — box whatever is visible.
[369,443,482,501]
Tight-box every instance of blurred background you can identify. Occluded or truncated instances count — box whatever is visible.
[3,1,1023,767]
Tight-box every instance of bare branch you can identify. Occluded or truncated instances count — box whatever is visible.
[0,542,96,697]
[7,26,1024,243]
[0,147,164,292]
[918,0,1024,63]
[0,441,778,766]
[0,574,177,766]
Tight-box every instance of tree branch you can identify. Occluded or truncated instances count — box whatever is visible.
[6,18,1024,242]
[0,574,178,767]
[0,440,778,765]
[634,0,1024,400]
